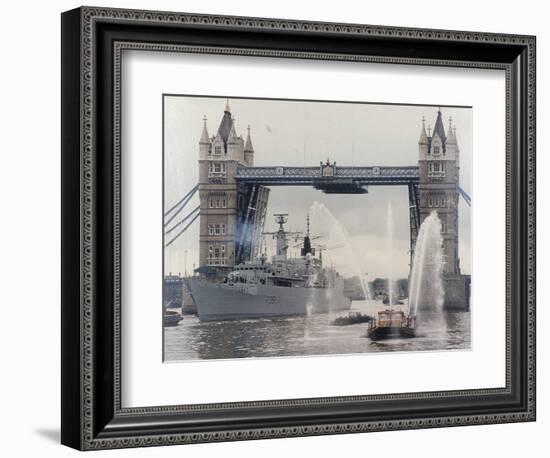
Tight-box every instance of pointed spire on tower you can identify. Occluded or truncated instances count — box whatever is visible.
[447,116,456,144]
[225,98,231,113]
[217,102,234,146]
[228,116,238,141]
[454,123,459,152]
[432,108,447,142]
[200,115,210,144]
[419,116,428,143]
[244,125,254,152]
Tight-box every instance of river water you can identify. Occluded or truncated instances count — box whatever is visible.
[163,300,470,362]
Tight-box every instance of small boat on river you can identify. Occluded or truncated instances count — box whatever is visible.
[382,295,404,306]
[331,312,372,326]
[164,310,183,327]
[367,309,416,340]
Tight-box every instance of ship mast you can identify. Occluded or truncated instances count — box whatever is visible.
[263,213,301,262]
[301,214,313,257]
[274,213,289,259]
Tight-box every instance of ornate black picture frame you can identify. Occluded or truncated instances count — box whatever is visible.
[61,6,536,450]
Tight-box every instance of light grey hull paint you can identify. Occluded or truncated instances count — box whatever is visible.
[186,279,351,321]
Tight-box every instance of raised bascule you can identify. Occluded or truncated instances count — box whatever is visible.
[165,101,471,309]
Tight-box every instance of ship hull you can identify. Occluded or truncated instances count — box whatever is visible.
[186,279,351,321]
[181,280,197,314]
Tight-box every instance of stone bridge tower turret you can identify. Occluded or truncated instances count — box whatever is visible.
[418,109,460,276]
[198,101,247,276]
[197,101,267,278]
[418,109,470,309]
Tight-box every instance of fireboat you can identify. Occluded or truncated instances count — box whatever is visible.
[366,308,416,340]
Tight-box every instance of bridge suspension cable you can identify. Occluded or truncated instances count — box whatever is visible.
[164,212,200,248]
[165,205,200,235]
[164,184,199,226]
[458,186,471,207]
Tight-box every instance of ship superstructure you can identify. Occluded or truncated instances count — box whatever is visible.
[186,214,351,321]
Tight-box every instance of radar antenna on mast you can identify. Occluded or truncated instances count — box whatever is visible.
[273,213,288,230]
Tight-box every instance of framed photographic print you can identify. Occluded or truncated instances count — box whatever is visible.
[61,6,536,450]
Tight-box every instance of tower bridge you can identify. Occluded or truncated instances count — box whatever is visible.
[234,165,419,187]
[233,163,422,263]
[165,101,471,309]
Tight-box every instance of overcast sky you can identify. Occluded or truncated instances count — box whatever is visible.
[164,95,472,279]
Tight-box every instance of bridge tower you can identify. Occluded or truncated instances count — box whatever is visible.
[418,109,470,309]
[197,101,269,278]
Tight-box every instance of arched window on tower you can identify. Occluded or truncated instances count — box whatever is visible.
[208,161,227,182]
[208,244,227,266]
[208,192,227,208]
[208,223,227,235]
[428,161,445,179]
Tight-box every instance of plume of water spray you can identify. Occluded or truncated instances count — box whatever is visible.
[309,201,371,301]
[408,211,445,316]
[387,203,394,309]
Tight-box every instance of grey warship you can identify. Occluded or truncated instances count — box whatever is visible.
[186,214,351,321]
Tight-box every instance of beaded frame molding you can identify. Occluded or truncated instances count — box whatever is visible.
[61,6,536,450]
